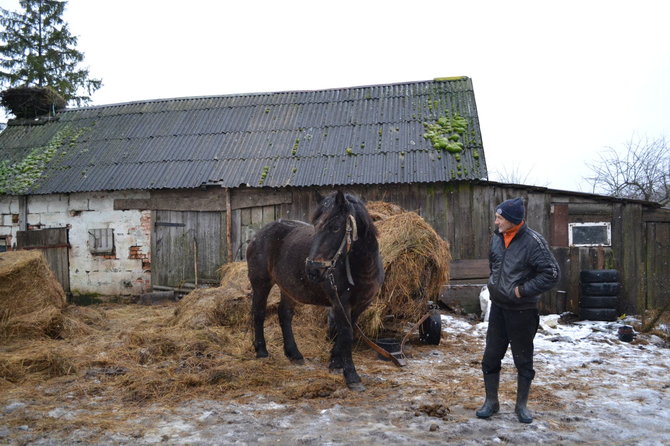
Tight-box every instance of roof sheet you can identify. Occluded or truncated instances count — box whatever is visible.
[0,77,487,194]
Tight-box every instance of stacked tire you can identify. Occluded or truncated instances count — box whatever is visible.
[579,269,620,321]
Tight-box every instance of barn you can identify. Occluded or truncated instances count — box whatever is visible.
[1,77,668,316]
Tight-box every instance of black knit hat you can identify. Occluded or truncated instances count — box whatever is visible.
[496,197,525,225]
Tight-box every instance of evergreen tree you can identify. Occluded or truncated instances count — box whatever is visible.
[0,0,101,107]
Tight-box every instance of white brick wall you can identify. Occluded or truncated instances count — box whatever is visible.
[0,190,152,296]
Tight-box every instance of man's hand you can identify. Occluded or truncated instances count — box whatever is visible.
[514,286,521,298]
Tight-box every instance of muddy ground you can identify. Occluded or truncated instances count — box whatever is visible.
[1,303,669,445]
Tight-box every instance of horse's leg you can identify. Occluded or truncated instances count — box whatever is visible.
[278,292,304,364]
[250,280,273,358]
[327,309,344,372]
[330,298,365,392]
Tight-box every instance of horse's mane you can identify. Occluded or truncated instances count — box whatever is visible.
[311,192,377,238]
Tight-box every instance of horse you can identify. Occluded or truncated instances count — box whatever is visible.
[246,190,384,391]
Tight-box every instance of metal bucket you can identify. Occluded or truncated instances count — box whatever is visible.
[618,325,635,342]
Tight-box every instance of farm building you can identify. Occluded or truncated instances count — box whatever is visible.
[0,78,668,316]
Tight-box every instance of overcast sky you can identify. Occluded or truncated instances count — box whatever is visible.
[2,0,669,193]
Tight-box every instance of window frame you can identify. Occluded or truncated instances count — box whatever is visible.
[568,222,612,247]
[88,228,115,255]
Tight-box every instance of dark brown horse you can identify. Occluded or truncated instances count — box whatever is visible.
[246,191,384,391]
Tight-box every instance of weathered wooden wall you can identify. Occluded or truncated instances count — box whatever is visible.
[272,182,669,315]
[118,181,670,314]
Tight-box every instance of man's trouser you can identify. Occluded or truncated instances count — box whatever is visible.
[481,302,539,380]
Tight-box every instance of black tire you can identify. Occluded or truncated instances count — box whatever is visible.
[580,269,619,283]
[580,307,618,322]
[581,282,620,296]
[419,310,442,345]
[580,295,618,309]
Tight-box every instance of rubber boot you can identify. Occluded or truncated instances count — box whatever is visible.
[515,375,533,423]
[475,372,500,418]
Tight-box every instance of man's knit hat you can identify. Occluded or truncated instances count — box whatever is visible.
[496,197,525,225]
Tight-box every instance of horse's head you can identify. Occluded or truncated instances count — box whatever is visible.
[305,191,359,282]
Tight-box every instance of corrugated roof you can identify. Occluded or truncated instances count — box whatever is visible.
[0,77,487,194]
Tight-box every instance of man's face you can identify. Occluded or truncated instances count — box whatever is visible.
[495,212,515,233]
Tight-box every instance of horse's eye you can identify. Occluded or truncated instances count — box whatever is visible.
[329,223,340,232]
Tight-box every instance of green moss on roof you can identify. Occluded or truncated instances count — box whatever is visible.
[423,111,468,154]
[0,126,83,195]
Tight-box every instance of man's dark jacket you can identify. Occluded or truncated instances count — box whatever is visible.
[488,224,560,310]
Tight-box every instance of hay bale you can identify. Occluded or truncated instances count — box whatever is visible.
[171,287,251,329]
[173,261,264,329]
[218,261,251,290]
[0,250,67,341]
[359,210,451,337]
[366,201,406,221]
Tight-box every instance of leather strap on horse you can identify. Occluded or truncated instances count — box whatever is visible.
[305,214,358,286]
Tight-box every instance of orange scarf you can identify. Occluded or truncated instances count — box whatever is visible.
[503,221,524,248]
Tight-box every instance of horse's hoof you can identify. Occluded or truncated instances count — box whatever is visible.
[255,351,269,359]
[347,381,366,392]
[290,358,305,365]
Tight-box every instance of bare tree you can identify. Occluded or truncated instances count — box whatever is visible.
[491,163,549,187]
[586,136,669,206]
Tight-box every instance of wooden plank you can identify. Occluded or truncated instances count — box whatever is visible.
[152,189,227,211]
[439,284,483,314]
[643,209,670,222]
[551,203,569,247]
[116,190,227,211]
[620,204,644,313]
[527,192,549,237]
[113,198,151,210]
[568,203,613,215]
[250,206,263,227]
[566,247,582,313]
[231,188,292,210]
[261,205,276,225]
[225,189,232,263]
[232,209,242,261]
[449,259,489,280]
[646,222,670,309]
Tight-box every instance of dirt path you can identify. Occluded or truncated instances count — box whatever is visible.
[1,307,669,445]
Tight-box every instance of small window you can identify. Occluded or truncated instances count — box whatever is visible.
[568,222,611,247]
[89,228,114,254]
[0,236,7,253]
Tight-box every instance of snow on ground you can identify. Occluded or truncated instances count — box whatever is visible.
[2,312,669,445]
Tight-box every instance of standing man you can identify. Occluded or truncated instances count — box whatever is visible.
[476,197,559,423]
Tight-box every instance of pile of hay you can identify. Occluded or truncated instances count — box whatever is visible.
[172,261,330,330]
[0,250,67,341]
[0,250,103,342]
[171,262,253,329]
[170,287,251,330]
[359,202,451,337]
[366,201,405,221]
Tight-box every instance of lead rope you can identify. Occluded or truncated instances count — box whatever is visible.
[327,267,406,367]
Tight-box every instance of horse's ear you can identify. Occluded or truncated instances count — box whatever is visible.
[335,190,346,208]
[314,190,325,204]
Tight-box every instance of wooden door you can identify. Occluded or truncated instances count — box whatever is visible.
[152,211,226,288]
[16,227,70,293]
[646,222,670,309]
[233,204,277,261]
